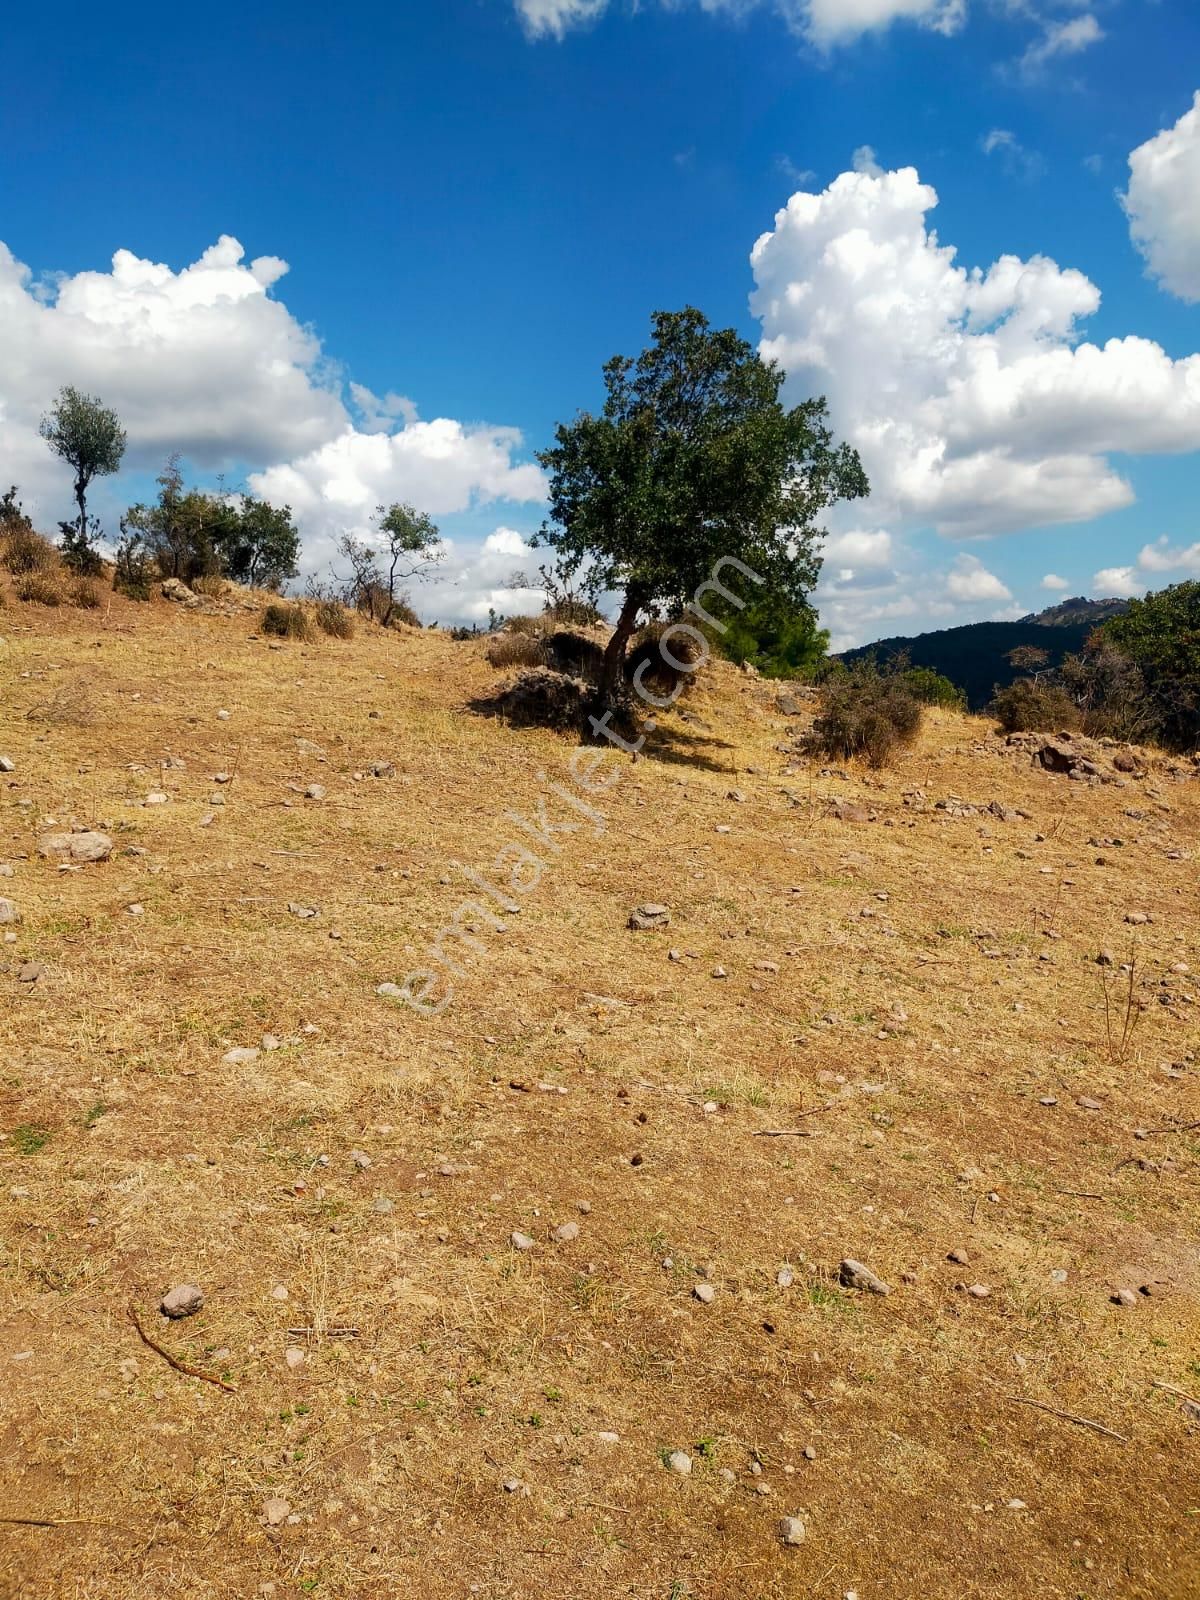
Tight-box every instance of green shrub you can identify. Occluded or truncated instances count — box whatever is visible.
[898,665,967,709]
[261,602,312,641]
[113,534,153,600]
[989,678,1081,734]
[807,662,923,767]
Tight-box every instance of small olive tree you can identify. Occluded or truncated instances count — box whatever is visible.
[40,386,126,572]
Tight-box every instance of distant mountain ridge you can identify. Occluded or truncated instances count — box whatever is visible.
[838,596,1130,711]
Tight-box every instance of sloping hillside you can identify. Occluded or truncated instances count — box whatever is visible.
[1,591,1198,1600]
[839,599,1130,709]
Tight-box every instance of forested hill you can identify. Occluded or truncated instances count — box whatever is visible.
[838,598,1129,710]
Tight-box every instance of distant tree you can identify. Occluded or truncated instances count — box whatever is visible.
[1007,645,1050,678]
[337,503,441,627]
[40,386,126,572]
[535,307,868,708]
[215,496,300,590]
[121,455,235,583]
[1100,582,1200,751]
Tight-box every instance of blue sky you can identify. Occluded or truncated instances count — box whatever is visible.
[2,0,1198,643]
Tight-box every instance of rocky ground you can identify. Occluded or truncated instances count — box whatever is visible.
[0,590,1198,1599]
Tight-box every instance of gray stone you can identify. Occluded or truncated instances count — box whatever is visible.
[693,1282,716,1305]
[779,1516,806,1546]
[0,756,13,773]
[629,903,670,930]
[260,1496,291,1526]
[305,783,326,801]
[552,1221,580,1243]
[222,1046,260,1066]
[17,963,44,984]
[511,1231,535,1251]
[666,1450,692,1476]
[38,830,113,863]
[160,1283,204,1319]
[0,898,20,926]
[839,1259,890,1295]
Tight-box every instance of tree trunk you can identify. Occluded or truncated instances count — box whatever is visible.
[74,474,88,547]
[599,588,643,707]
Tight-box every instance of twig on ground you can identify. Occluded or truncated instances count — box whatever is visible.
[754,1104,834,1135]
[127,1305,238,1393]
[1055,1189,1105,1200]
[1007,1395,1127,1443]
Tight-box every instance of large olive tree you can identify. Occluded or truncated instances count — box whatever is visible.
[535,308,868,705]
[40,386,126,570]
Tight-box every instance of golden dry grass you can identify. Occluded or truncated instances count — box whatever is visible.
[0,589,1198,1599]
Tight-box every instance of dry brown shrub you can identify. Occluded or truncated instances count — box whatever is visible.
[485,631,546,669]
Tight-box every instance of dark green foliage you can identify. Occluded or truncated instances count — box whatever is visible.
[0,486,31,536]
[337,505,440,627]
[40,387,126,566]
[989,678,1081,734]
[895,664,967,710]
[807,661,924,768]
[216,496,300,590]
[711,592,830,679]
[536,306,867,704]
[261,602,312,640]
[839,614,1120,711]
[1100,582,1200,751]
[113,533,154,600]
[58,517,105,575]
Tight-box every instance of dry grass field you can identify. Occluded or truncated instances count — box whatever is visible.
[1,587,1198,1600]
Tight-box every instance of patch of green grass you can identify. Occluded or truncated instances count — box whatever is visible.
[84,1101,108,1129]
[9,1124,50,1155]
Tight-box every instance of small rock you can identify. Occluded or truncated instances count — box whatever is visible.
[160,1284,204,1319]
[778,1516,806,1547]
[126,903,145,917]
[693,1283,716,1305]
[777,1267,794,1289]
[803,1445,817,1461]
[38,830,113,863]
[285,1347,306,1370]
[222,1047,260,1066]
[966,1283,991,1299]
[511,1231,535,1251]
[372,1196,395,1215]
[839,1259,890,1295]
[1039,1095,1059,1107]
[711,965,727,979]
[145,792,169,806]
[947,1247,970,1266]
[502,1477,524,1494]
[552,1221,580,1244]
[0,756,12,773]
[595,1430,620,1445]
[1096,949,1115,966]
[0,898,20,926]
[666,1450,692,1476]
[1112,1288,1138,1307]
[305,783,326,801]
[349,1149,371,1170]
[1075,1096,1103,1111]
[261,1496,291,1527]
[270,1285,289,1301]
[629,902,670,931]
[17,962,44,984]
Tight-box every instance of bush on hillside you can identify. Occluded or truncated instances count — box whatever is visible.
[3,523,57,576]
[70,578,102,609]
[989,678,1081,734]
[113,534,154,600]
[1059,639,1156,742]
[486,631,546,669]
[897,664,967,710]
[314,597,354,638]
[15,568,65,606]
[625,619,706,701]
[261,602,312,641]
[806,662,924,767]
[1099,582,1200,752]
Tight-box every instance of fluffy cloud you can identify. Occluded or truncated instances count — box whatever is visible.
[945,553,1012,602]
[1137,537,1200,575]
[515,0,966,47]
[249,420,546,570]
[403,528,547,627]
[1122,92,1200,304]
[0,235,546,592]
[1092,565,1145,599]
[1041,572,1069,591]
[0,235,345,513]
[750,163,1200,540]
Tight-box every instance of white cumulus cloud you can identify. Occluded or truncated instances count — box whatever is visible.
[0,234,547,598]
[750,162,1200,540]
[1041,572,1070,590]
[1135,536,1200,576]
[945,553,1012,602]
[1122,92,1200,304]
[1092,566,1145,598]
[516,0,966,47]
